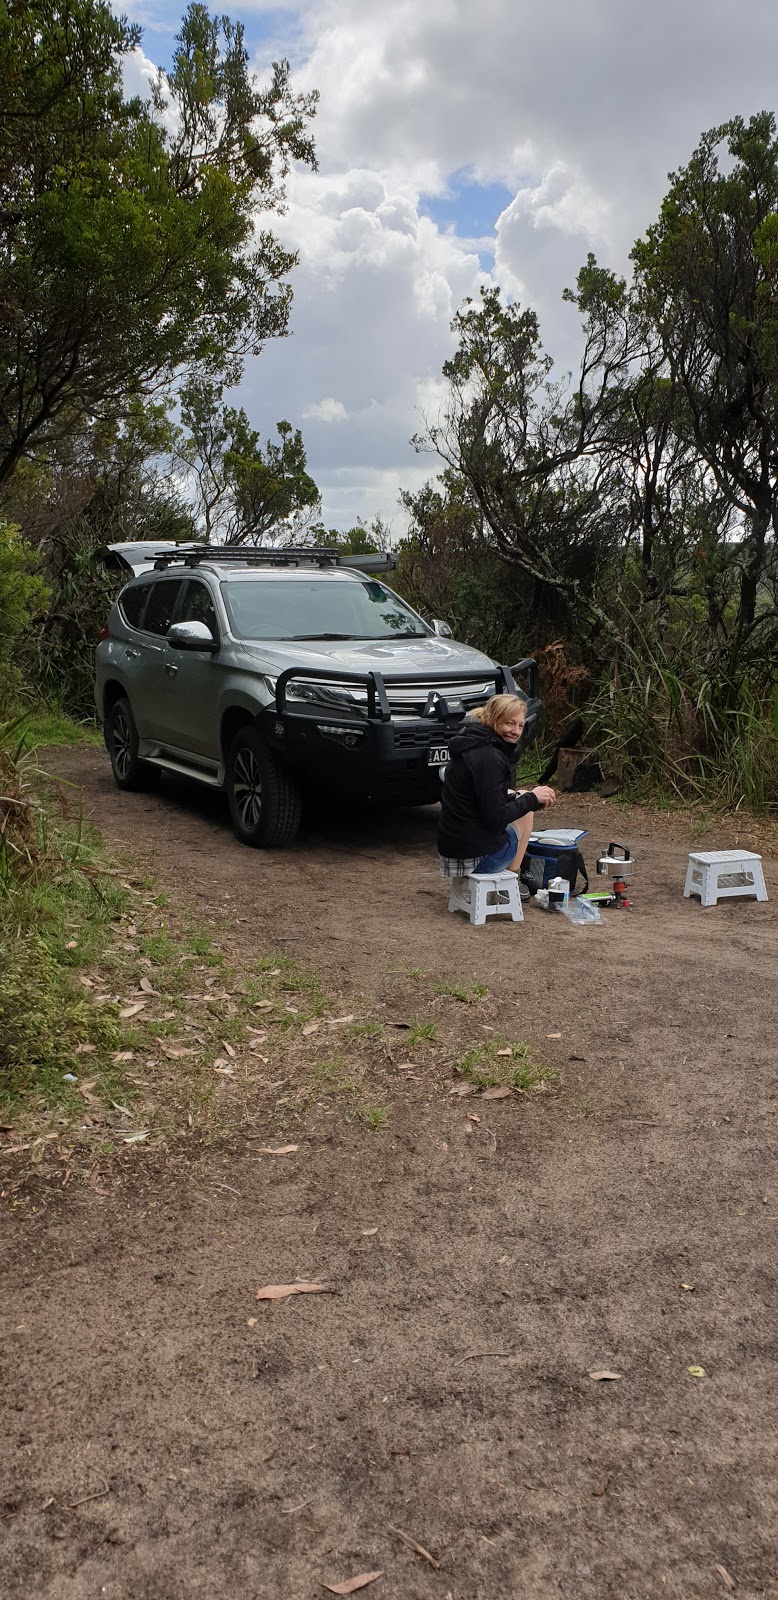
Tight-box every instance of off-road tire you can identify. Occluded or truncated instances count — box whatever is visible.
[226,726,302,848]
[106,697,161,792]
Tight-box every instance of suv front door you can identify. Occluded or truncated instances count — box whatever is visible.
[159,578,223,761]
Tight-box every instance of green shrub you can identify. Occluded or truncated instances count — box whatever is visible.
[0,523,49,712]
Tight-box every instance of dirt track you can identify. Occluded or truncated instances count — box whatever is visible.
[2,748,778,1599]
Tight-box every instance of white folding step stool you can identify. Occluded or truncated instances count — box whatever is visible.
[448,870,524,926]
[683,849,768,908]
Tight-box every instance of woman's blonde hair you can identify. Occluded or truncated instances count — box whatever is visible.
[469,693,527,732]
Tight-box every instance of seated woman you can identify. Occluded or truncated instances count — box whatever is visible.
[438,693,556,877]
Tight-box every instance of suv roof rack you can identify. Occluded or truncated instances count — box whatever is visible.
[151,545,395,573]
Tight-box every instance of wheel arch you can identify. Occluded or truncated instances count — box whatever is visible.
[220,705,258,764]
[102,679,129,721]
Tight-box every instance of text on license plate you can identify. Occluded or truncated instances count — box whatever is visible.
[428,745,450,766]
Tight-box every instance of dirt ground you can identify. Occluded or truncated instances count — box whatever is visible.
[2,748,778,1600]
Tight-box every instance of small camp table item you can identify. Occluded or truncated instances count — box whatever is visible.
[596,842,634,908]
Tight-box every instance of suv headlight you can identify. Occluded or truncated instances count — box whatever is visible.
[268,676,368,715]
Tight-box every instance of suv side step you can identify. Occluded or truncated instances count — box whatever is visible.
[144,754,223,786]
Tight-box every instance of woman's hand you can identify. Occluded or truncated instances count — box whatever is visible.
[532,784,557,806]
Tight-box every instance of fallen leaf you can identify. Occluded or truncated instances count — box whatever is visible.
[496,1047,512,1057]
[256,1282,333,1301]
[480,1086,511,1100]
[397,1061,417,1071]
[78,976,94,988]
[545,1032,562,1039]
[688,1365,706,1378]
[222,1042,236,1058]
[248,1036,268,1051]
[302,1021,320,1037]
[74,1043,96,1056]
[255,1145,299,1156]
[139,978,159,995]
[268,968,282,976]
[163,1046,196,1059]
[111,1051,134,1062]
[254,1001,274,1011]
[449,1083,475,1097]
[121,1131,149,1144]
[213,1064,235,1076]
[120,1000,147,1019]
[65,939,77,949]
[713,1563,735,1591]
[284,1004,299,1014]
[466,1112,481,1124]
[322,1573,384,1595]
[247,1316,257,1327]
[680,1283,695,1292]
[362,1227,379,1236]
[588,1370,623,1381]
[330,1014,355,1025]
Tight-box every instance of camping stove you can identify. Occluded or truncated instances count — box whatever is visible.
[596,841,634,909]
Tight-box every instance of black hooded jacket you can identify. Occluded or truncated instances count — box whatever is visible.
[437,720,541,861]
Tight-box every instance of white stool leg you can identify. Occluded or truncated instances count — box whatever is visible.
[448,877,468,915]
[754,862,769,902]
[470,877,488,926]
[683,860,697,899]
[505,875,524,922]
[701,864,716,907]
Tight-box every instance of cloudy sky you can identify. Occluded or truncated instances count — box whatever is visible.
[125,0,778,536]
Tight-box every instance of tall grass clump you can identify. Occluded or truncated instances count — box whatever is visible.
[587,640,778,811]
[0,719,122,1119]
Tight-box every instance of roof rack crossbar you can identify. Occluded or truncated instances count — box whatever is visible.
[150,545,396,573]
[152,545,343,570]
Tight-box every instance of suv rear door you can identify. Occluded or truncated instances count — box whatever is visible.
[130,576,186,743]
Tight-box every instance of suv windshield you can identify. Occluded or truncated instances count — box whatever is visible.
[221,577,430,642]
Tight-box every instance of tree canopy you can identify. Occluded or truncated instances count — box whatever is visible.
[0,0,317,486]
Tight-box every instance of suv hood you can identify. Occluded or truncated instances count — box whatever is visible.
[238,635,497,678]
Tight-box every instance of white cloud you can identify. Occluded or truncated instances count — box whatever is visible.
[127,0,778,530]
[303,397,349,423]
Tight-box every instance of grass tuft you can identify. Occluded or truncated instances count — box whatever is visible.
[457,1037,555,1093]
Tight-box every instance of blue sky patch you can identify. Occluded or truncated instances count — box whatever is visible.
[420,175,514,243]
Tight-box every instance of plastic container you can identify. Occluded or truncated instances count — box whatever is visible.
[547,875,569,910]
[560,896,602,925]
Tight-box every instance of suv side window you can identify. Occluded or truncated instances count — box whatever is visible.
[119,579,152,630]
[142,578,185,636]
[178,579,219,638]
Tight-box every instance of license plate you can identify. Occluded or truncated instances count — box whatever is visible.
[428,744,450,766]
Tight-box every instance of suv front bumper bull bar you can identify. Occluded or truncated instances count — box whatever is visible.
[265,660,541,802]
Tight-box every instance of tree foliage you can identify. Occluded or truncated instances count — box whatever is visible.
[414,113,778,804]
[178,377,320,543]
[0,0,317,486]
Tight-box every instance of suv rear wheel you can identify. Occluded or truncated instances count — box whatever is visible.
[226,726,302,848]
[106,697,160,791]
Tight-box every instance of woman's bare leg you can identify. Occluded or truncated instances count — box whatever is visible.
[508,811,534,871]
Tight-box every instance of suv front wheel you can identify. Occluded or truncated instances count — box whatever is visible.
[106,697,161,791]
[226,726,302,848]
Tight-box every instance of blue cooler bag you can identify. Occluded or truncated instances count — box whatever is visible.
[522,828,589,894]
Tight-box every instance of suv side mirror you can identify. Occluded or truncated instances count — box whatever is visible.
[431,618,453,638]
[167,620,218,652]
